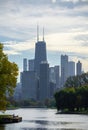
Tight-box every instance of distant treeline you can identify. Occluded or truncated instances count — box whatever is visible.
[7,98,56,109]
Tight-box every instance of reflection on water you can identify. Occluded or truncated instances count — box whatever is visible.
[24,120,74,125]
[0,108,88,130]
[22,128,81,130]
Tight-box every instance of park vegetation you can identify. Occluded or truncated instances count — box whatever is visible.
[54,73,88,113]
[0,43,18,111]
[64,72,88,88]
[7,97,56,109]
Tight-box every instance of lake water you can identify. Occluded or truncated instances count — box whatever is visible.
[0,108,88,130]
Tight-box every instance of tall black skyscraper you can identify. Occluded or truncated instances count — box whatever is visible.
[39,61,49,101]
[21,71,37,100]
[34,26,47,76]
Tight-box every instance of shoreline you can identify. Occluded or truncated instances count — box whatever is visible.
[0,115,22,124]
[56,111,88,115]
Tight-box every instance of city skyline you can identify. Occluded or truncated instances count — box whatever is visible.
[0,0,88,81]
[21,33,49,101]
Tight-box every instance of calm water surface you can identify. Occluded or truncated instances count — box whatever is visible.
[0,108,88,130]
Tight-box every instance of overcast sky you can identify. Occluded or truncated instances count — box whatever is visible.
[0,0,88,81]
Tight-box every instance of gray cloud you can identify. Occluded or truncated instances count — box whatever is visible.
[0,0,88,42]
[0,0,88,73]
[2,0,88,82]
[0,0,88,10]
[74,34,88,47]
[75,34,88,41]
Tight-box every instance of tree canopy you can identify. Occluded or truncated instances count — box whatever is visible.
[54,86,88,112]
[64,73,88,88]
[0,43,18,110]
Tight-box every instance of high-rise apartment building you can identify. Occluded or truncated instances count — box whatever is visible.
[76,61,82,75]
[68,61,75,77]
[61,55,68,87]
[39,62,49,101]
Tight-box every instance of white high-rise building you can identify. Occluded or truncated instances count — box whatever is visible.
[68,61,75,77]
[61,55,68,87]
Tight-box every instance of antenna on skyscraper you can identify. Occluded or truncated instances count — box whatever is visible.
[37,24,39,42]
[43,27,44,41]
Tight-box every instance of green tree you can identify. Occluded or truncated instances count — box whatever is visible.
[54,87,76,111]
[76,86,88,110]
[64,73,88,88]
[55,86,88,112]
[0,43,18,110]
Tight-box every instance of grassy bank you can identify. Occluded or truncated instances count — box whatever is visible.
[0,114,22,124]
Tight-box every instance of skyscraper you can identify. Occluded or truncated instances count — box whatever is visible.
[76,60,82,75]
[21,71,37,100]
[39,61,49,101]
[49,67,56,84]
[61,55,68,87]
[68,61,75,77]
[49,66,60,89]
[23,58,27,71]
[54,66,60,89]
[28,59,34,71]
[34,26,47,76]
